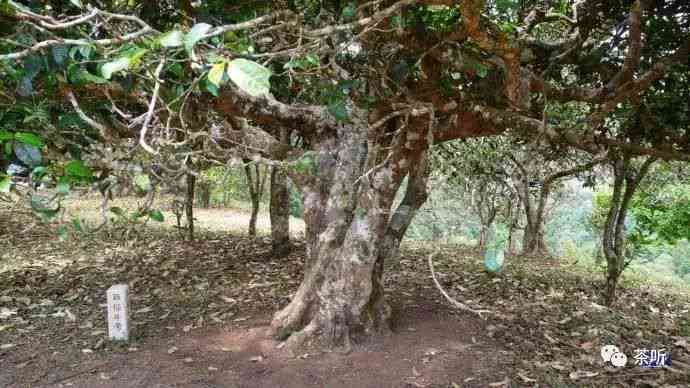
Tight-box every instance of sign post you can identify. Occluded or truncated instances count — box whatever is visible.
[107,284,130,341]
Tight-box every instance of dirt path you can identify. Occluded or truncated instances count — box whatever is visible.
[4,305,506,388]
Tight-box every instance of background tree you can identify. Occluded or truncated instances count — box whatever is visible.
[244,161,266,237]
[269,129,292,257]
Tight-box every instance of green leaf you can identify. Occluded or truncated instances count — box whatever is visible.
[4,142,12,157]
[31,166,47,179]
[14,132,44,148]
[0,130,13,141]
[291,151,317,175]
[57,177,70,195]
[51,45,70,66]
[226,58,271,97]
[168,63,184,78]
[102,57,131,79]
[57,224,69,242]
[148,209,165,222]
[30,194,60,220]
[69,0,83,8]
[14,142,42,167]
[284,54,320,70]
[475,63,489,78]
[203,79,220,96]
[68,64,108,84]
[207,61,226,87]
[160,30,184,47]
[0,175,11,193]
[72,217,83,232]
[134,173,152,192]
[185,23,212,55]
[328,102,348,122]
[65,160,93,180]
[342,3,356,19]
[125,48,148,66]
[69,45,94,60]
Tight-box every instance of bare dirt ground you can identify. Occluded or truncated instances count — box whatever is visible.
[2,202,690,387]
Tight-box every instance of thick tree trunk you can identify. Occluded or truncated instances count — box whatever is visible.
[270,165,291,257]
[271,118,431,349]
[185,173,195,241]
[522,221,548,256]
[507,225,517,256]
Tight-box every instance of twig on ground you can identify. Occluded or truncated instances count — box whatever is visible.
[428,248,492,318]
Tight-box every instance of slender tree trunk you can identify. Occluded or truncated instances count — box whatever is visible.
[198,181,211,208]
[478,208,496,253]
[270,165,291,257]
[221,168,231,208]
[507,200,520,256]
[601,155,654,306]
[245,163,265,236]
[185,173,195,241]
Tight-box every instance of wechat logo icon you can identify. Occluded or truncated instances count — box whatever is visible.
[601,345,628,367]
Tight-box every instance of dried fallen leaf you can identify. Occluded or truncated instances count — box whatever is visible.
[569,370,599,380]
[167,346,178,354]
[488,377,510,387]
[518,372,537,383]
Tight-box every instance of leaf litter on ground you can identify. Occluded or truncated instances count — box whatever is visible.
[1,206,689,387]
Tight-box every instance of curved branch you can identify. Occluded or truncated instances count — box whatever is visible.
[428,249,491,317]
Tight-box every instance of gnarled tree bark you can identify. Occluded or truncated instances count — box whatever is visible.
[270,114,433,349]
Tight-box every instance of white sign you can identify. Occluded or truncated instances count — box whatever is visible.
[107,284,129,341]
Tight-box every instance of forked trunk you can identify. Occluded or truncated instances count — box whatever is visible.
[519,181,548,256]
[601,155,654,306]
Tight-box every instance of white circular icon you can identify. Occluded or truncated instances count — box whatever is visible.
[610,352,628,367]
[601,344,620,362]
